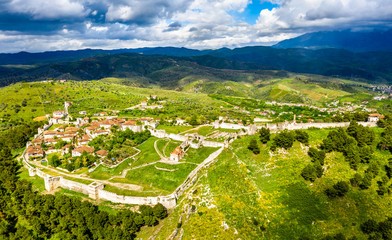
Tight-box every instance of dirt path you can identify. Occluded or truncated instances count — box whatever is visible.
[154,139,168,160]
[31,160,143,191]
[162,139,171,157]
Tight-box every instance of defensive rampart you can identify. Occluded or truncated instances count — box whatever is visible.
[22,145,224,209]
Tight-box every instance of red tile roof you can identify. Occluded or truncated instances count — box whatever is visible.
[73,146,94,154]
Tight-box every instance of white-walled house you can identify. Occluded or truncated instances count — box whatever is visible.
[72,146,94,157]
[368,113,384,122]
[53,111,66,118]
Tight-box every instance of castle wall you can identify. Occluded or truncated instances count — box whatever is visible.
[97,190,177,209]
[59,178,90,195]
[261,121,377,132]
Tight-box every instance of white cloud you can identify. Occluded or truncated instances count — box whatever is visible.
[8,0,88,20]
[1,0,392,52]
[256,0,392,32]
[106,5,134,22]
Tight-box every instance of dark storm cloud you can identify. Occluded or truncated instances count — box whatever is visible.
[0,0,191,34]
[163,21,182,32]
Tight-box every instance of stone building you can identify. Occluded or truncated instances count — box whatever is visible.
[170,147,185,161]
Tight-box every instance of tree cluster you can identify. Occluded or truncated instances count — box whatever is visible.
[321,122,375,170]
[301,147,326,182]
[325,181,350,198]
[270,130,309,151]
[361,218,392,240]
[378,126,392,153]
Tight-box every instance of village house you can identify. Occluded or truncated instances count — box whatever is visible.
[60,135,73,142]
[368,113,384,122]
[90,130,110,138]
[170,146,185,161]
[151,95,157,100]
[43,130,58,139]
[96,149,108,158]
[62,144,72,155]
[100,119,114,129]
[141,101,148,106]
[46,146,59,154]
[65,127,79,132]
[56,132,64,138]
[79,111,87,115]
[64,101,72,108]
[31,138,43,145]
[63,130,78,137]
[72,146,95,157]
[139,117,158,128]
[26,145,44,159]
[121,120,143,132]
[85,126,99,135]
[78,135,91,145]
[44,138,58,145]
[53,111,66,118]
[176,118,186,125]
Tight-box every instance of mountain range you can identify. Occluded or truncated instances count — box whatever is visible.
[0,29,392,86]
[274,29,392,52]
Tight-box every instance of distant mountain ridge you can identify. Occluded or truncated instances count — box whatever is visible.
[1,29,392,86]
[273,29,392,52]
[0,47,211,65]
[1,48,392,87]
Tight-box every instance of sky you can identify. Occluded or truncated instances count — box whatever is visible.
[0,0,391,53]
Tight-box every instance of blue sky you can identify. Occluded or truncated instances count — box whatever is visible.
[233,1,279,24]
[0,0,391,52]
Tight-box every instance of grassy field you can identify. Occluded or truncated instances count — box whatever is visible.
[19,167,46,192]
[197,126,216,136]
[133,137,161,167]
[182,147,219,164]
[156,125,194,134]
[89,155,136,180]
[125,163,196,193]
[163,140,182,157]
[147,127,392,239]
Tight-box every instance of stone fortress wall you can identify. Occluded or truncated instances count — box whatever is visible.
[213,120,377,133]
[22,138,223,209]
[24,120,377,209]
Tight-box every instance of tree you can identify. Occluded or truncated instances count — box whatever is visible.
[308,147,326,165]
[153,203,167,219]
[314,161,324,178]
[272,130,295,150]
[294,130,309,145]
[248,139,260,154]
[359,146,374,163]
[360,219,378,234]
[258,127,270,144]
[343,144,360,170]
[325,181,349,198]
[359,172,373,190]
[301,164,317,182]
[350,173,362,187]
[48,155,61,167]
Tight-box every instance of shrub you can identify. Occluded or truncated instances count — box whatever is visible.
[294,130,309,145]
[325,181,349,198]
[308,147,326,165]
[258,127,270,144]
[248,139,260,154]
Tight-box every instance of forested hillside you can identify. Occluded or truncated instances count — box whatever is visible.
[1,46,392,86]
